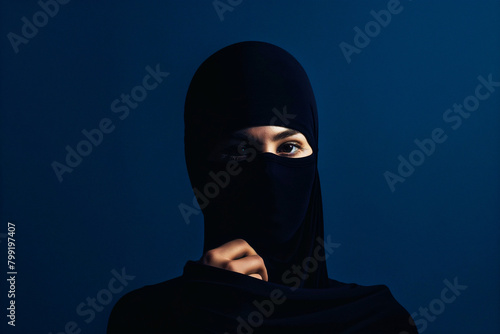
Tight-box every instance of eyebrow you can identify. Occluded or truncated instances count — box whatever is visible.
[272,129,299,141]
[229,128,300,145]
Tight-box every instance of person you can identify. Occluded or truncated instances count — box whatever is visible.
[107,41,418,333]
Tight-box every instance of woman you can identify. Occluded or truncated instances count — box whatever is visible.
[108,41,418,333]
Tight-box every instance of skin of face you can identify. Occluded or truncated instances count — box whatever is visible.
[211,126,313,161]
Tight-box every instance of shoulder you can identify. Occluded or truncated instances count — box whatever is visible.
[107,276,185,334]
[327,279,417,333]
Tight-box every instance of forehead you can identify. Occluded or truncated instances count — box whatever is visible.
[233,126,302,139]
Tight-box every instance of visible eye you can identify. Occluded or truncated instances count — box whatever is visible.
[219,142,253,161]
[220,150,245,161]
[277,142,302,156]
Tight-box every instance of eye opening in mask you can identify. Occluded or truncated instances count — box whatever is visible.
[208,126,313,162]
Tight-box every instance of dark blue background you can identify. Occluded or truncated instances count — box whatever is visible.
[1,1,499,333]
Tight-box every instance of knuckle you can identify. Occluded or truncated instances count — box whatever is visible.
[258,260,267,272]
[203,250,218,264]
[234,238,248,247]
[224,261,237,271]
[251,254,264,265]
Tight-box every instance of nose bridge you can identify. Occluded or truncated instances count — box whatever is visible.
[247,138,274,156]
[261,141,274,155]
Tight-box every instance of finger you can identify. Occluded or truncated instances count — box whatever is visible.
[223,255,268,282]
[218,239,258,260]
[249,273,263,280]
[203,239,257,268]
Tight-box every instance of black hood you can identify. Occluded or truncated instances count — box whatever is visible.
[184,41,327,288]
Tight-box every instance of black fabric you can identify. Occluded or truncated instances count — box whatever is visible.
[184,41,326,288]
[107,41,418,333]
[108,261,416,334]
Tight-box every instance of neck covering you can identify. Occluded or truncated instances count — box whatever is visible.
[184,41,327,288]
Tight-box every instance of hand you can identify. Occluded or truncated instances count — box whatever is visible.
[201,239,268,281]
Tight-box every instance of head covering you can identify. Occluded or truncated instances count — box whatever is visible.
[184,41,327,288]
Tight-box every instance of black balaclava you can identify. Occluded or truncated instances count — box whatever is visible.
[184,41,328,289]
